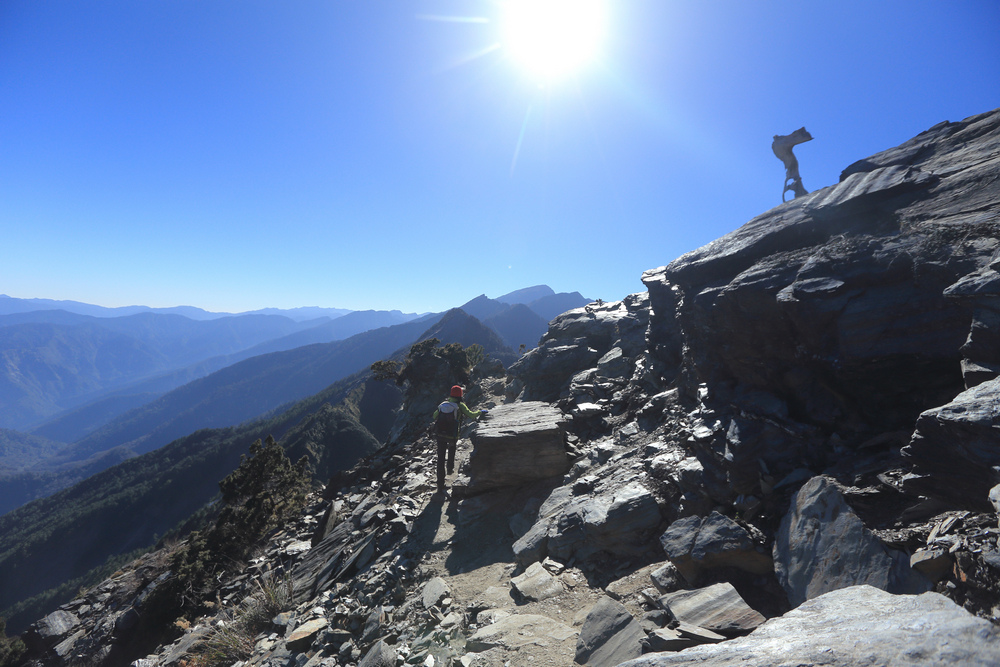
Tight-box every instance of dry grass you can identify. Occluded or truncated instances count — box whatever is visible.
[190,573,294,667]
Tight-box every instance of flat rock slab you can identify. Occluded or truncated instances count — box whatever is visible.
[467,402,570,491]
[287,618,328,651]
[619,585,1000,666]
[658,582,764,637]
[511,562,563,602]
[466,613,578,652]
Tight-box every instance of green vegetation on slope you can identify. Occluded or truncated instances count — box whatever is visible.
[0,369,385,634]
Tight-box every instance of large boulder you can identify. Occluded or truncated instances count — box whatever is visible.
[618,585,1000,666]
[901,376,1000,511]
[659,511,772,584]
[465,402,570,492]
[773,476,929,607]
[575,596,645,667]
[513,476,663,565]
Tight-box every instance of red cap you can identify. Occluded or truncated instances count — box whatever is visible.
[450,385,464,398]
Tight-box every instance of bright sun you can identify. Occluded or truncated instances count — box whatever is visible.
[501,0,605,81]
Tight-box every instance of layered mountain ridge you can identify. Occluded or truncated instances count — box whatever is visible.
[0,288,586,515]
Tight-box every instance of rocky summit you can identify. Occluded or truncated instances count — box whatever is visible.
[13,107,1000,667]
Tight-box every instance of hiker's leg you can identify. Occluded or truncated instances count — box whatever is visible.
[436,437,447,488]
[446,439,456,474]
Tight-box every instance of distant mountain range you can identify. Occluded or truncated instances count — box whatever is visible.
[0,294,354,321]
[0,285,591,516]
[0,307,424,432]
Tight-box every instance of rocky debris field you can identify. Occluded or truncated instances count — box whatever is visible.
[17,107,1000,667]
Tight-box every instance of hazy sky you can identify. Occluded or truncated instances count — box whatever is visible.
[2,1,997,314]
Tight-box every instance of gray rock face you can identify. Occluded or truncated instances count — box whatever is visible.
[657,582,765,637]
[659,512,772,584]
[466,402,570,492]
[643,108,1000,441]
[509,295,651,402]
[618,585,1000,666]
[513,478,663,565]
[575,596,645,667]
[35,609,79,640]
[774,476,929,607]
[901,377,1000,511]
[23,609,81,653]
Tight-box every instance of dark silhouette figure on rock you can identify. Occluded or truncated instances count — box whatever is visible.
[772,127,813,201]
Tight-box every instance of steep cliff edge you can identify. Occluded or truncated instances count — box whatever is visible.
[12,107,1000,667]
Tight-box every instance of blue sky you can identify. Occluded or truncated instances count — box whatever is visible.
[1,1,997,314]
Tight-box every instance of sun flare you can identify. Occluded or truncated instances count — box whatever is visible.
[502,0,605,80]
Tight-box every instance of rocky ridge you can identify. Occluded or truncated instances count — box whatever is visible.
[15,107,1000,666]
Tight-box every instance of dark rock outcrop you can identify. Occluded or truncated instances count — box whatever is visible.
[774,476,930,606]
[574,596,645,667]
[643,108,999,441]
[659,511,772,584]
[901,377,1000,510]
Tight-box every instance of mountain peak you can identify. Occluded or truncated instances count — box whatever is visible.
[496,285,555,305]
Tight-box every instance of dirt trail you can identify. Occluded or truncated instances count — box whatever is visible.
[405,439,606,667]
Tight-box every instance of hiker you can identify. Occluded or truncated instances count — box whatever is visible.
[431,385,487,491]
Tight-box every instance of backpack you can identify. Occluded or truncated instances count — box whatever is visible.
[435,400,460,437]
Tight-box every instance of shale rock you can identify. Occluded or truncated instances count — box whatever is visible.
[659,511,772,584]
[643,108,1000,439]
[511,562,563,602]
[509,295,650,401]
[27,610,79,646]
[466,402,570,492]
[773,476,929,607]
[657,582,765,637]
[357,639,396,667]
[286,618,327,651]
[422,576,451,609]
[902,376,1000,511]
[619,585,1000,666]
[514,477,663,565]
[575,596,645,667]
